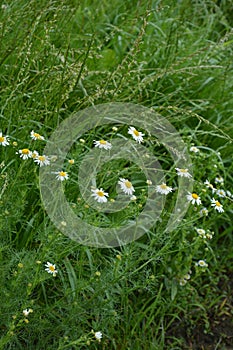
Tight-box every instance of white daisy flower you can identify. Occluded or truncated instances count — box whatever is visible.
[206,232,214,239]
[199,207,208,216]
[190,146,199,153]
[204,180,216,192]
[54,171,69,181]
[91,188,108,203]
[186,192,202,205]
[30,130,45,141]
[216,189,226,198]
[156,183,173,195]
[175,168,192,178]
[215,176,224,184]
[211,198,224,213]
[34,155,50,167]
[183,273,191,280]
[0,132,10,146]
[17,148,32,160]
[94,140,112,150]
[128,126,144,143]
[118,178,135,195]
[23,309,33,317]
[146,180,152,185]
[31,150,39,159]
[23,309,30,317]
[94,331,102,342]
[195,260,208,268]
[197,229,213,240]
[179,278,187,286]
[196,228,206,238]
[68,159,74,164]
[45,262,57,276]
[179,273,191,286]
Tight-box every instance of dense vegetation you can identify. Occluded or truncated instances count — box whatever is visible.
[0,1,232,349]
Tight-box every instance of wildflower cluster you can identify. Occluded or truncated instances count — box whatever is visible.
[177,146,232,287]
[1,129,73,183]
[14,130,50,167]
[179,271,191,286]
[2,130,231,300]
[89,126,193,202]
[2,129,231,215]
[196,228,214,240]
[184,147,232,215]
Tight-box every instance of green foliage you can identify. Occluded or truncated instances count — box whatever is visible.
[0,0,233,349]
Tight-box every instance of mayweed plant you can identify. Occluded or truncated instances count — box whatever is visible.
[1,1,233,349]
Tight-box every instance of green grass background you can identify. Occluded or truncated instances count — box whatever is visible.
[0,0,233,349]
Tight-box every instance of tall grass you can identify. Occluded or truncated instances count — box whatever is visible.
[0,0,233,349]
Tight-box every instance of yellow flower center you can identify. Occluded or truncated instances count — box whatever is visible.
[99,140,107,145]
[0,136,5,142]
[34,133,41,139]
[59,171,66,177]
[160,184,167,189]
[192,193,198,199]
[133,129,140,137]
[49,266,55,272]
[38,156,45,161]
[125,180,132,188]
[180,169,188,173]
[215,201,221,207]
[97,190,104,197]
[22,149,30,154]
